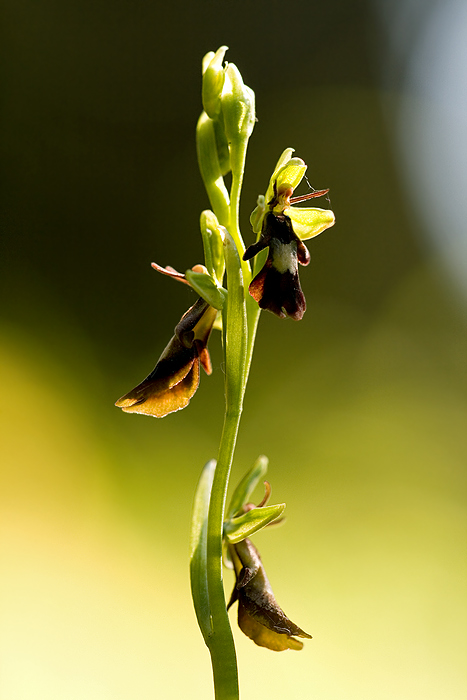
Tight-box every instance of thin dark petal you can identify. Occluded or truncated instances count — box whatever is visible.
[256,481,271,508]
[197,343,212,376]
[296,240,310,266]
[243,238,269,261]
[151,262,191,285]
[288,188,329,203]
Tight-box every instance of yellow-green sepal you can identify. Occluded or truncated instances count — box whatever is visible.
[264,149,306,205]
[250,149,307,234]
[273,159,306,195]
[285,206,336,240]
[185,269,227,310]
[224,503,286,544]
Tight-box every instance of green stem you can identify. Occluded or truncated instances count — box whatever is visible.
[206,408,242,700]
[205,204,248,700]
[229,138,262,391]
[229,140,252,288]
[200,109,258,700]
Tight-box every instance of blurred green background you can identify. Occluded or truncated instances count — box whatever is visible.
[1,1,466,698]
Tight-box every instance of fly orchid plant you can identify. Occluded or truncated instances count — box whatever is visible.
[116,46,335,700]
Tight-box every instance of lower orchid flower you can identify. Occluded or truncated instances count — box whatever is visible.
[227,537,312,651]
[244,149,335,320]
[223,472,312,652]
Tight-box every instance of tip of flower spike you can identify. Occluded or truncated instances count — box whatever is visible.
[202,46,228,74]
[202,47,230,119]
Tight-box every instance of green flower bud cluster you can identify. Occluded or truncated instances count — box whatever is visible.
[197,47,256,232]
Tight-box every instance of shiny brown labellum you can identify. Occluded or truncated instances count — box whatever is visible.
[115,300,216,417]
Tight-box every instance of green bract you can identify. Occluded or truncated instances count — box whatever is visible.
[226,455,269,519]
[185,269,227,311]
[190,459,216,642]
[199,210,225,285]
[224,503,286,544]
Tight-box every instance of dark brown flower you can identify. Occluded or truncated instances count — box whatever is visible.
[227,537,312,651]
[243,209,311,320]
[115,298,217,418]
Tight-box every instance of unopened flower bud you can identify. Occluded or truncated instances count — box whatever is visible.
[202,46,228,120]
[221,63,256,145]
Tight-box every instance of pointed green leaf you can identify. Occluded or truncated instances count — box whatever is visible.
[224,503,286,544]
[190,459,216,642]
[226,455,269,519]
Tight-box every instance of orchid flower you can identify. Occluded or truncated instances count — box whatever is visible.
[115,264,218,418]
[227,538,312,651]
[223,467,311,652]
[244,149,335,320]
